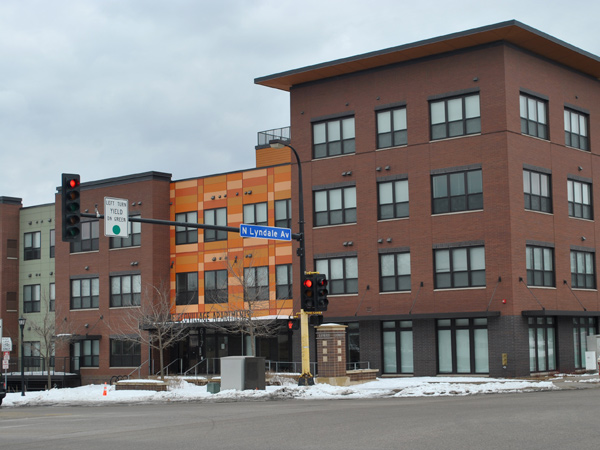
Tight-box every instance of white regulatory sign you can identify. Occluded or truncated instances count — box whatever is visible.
[104,197,129,238]
[1,337,12,352]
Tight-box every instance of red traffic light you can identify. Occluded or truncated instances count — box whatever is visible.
[69,178,80,189]
[303,279,313,288]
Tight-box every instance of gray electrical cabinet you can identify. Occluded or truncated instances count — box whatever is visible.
[585,335,600,371]
[220,356,266,391]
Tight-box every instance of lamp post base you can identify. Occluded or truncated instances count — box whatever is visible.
[298,373,315,386]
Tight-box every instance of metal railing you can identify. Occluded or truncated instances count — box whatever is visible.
[257,127,290,147]
[155,358,180,377]
[128,359,150,379]
[264,360,317,375]
[346,361,371,371]
[183,358,206,376]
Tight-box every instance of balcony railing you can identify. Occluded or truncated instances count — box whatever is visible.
[257,127,290,147]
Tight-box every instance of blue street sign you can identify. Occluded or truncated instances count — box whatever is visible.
[239,224,292,241]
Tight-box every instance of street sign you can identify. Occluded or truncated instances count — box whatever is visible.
[3,352,9,360]
[239,224,292,242]
[2,360,8,370]
[104,197,129,238]
[1,338,11,352]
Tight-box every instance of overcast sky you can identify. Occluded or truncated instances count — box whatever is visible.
[1,0,599,207]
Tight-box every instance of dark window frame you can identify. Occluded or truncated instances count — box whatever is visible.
[379,252,411,292]
[110,274,142,307]
[378,179,409,220]
[430,93,481,140]
[382,320,414,374]
[24,231,41,260]
[74,339,100,368]
[437,318,489,374]
[314,186,357,227]
[49,282,55,312]
[204,269,228,304]
[70,221,99,253]
[564,108,589,151]
[204,208,227,242]
[243,203,268,227]
[176,272,198,305]
[49,229,55,258]
[175,212,198,245]
[312,116,356,159]
[275,199,292,229]
[70,277,100,309]
[523,169,552,213]
[568,179,592,220]
[244,266,269,301]
[528,317,556,372]
[431,169,483,215]
[520,93,548,139]
[526,245,555,287]
[110,340,141,367]
[24,284,41,313]
[376,106,407,149]
[434,245,486,289]
[571,250,596,290]
[275,264,293,300]
[110,215,141,248]
[315,256,358,295]
[573,317,597,369]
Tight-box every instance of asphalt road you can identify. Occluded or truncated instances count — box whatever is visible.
[2,389,600,450]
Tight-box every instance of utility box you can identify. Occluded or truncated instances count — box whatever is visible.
[220,356,266,391]
[586,335,600,358]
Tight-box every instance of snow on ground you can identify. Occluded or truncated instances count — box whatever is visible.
[1,375,563,408]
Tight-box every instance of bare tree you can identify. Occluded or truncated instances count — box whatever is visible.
[109,282,189,381]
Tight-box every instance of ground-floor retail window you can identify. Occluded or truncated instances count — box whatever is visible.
[573,317,597,370]
[528,317,556,372]
[110,340,141,367]
[437,318,488,374]
[382,321,413,374]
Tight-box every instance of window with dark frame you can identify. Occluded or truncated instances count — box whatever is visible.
[434,245,486,289]
[204,208,227,242]
[564,108,589,151]
[275,199,291,229]
[570,250,595,289]
[23,284,41,313]
[378,179,409,220]
[110,340,141,367]
[24,231,41,260]
[49,283,55,312]
[244,266,269,301]
[74,339,100,368]
[204,270,228,304]
[23,341,41,369]
[313,116,355,158]
[382,320,413,374]
[176,272,198,305]
[379,252,411,292]
[243,203,268,226]
[315,256,358,295]
[432,169,482,214]
[568,179,592,220]
[528,317,556,372]
[276,264,292,300]
[523,169,552,213]
[520,93,548,139]
[437,318,489,374]
[110,215,141,248]
[377,107,407,148]
[110,274,142,307]
[573,317,597,370]
[175,212,198,245]
[314,186,356,227]
[70,221,99,253]
[526,245,555,287]
[71,278,100,309]
[49,229,55,258]
[430,93,480,140]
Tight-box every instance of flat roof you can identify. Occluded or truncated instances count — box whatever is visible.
[255,20,600,91]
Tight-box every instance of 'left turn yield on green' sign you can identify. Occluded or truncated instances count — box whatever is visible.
[104,197,129,237]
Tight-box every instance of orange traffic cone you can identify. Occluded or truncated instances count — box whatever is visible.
[103,382,108,396]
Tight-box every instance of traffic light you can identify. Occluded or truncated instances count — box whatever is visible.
[301,274,316,311]
[61,173,81,242]
[287,318,300,331]
[315,274,329,311]
[309,314,324,326]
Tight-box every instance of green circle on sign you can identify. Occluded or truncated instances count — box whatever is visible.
[113,225,121,235]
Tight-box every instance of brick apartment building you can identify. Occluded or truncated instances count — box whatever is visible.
[256,20,600,377]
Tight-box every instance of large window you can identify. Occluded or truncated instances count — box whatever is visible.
[24,231,41,260]
[275,199,292,229]
[73,339,100,368]
[526,245,555,287]
[430,93,480,140]
[314,185,356,227]
[315,256,358,295]
[528,317,556,372]
[175,212,198,245]
[432,169,483,214]
[437,318,489,374]
[71,278,100,309]
[243,203,268,226]
[71,221,99,253]
[564,108,589,151]
[244,267,269,301]
[571,250,595,290]
[520,93,548,139]
[24,284,41,313]
[377,107,407,148]
[568,179,592,220]
[276,264,292,300]
[110,340,141,367]
[176,272,198,305]
[110,274,142,307]
[574,317,597,370]
[313,117,355,158]
[382,321,413,374]
[204,208,227,242]
[434,245,485,289]
[379,252,411,292]
[204,270,228,304]
[110,215,141,248]
[523,169,552,213]
[378,179,409,220]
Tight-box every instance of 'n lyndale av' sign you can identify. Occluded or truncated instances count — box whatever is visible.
[239,224,291,242]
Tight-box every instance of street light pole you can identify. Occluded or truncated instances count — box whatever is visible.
[18,316,26,396]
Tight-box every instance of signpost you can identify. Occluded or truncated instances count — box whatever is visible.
[104,197,129,238]
[239,224,291,241]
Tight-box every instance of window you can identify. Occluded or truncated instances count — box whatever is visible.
[568,179,592,220]
[276,264,292,300]
[71,278,100,309]
[564,109,589,151]
[24,284,41,313]
[24,231,41,260]
[49,229,55,258]
[434,245,485,289]
[176,272,198,305]
[438,318,489,374]
[382,321,413,374]
[110,274,142,307]
[110,340,141,367]
[573,318,597,370]
[244,266,269,301]
[379,252,411,292]
[526,245,555,287]
[571,250,595,289]
[7,239,18,258]
[110,215,141,248]
[432,169,483,214]
[243,203,268,226]
[523,169,552,213]
[430,93,480,140]
[175,212,198,245]
[377,107,407,148]
[346,322,360,365]
[520,93,548,139]
[315,256,358,295]
[378,179,408,220]
[73,339,100,368]
[528,317,556,372]
[313,117,355,158]
[275,199,292,229]
[23,341,41,369]
[204,208,227,242]
[71,221,99,253]
[314,186,356,227]
[204,270,228,304]
[49,283,55,312]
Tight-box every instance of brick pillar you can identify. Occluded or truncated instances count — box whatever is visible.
[316,325,347,377]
